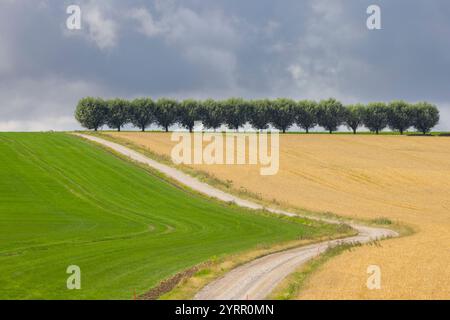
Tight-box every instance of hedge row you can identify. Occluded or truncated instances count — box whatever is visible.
[75,97,439,134]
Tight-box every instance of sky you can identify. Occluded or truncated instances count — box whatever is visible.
[1,0,450,131]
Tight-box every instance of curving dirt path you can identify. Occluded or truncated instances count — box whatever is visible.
[74,133,398,300]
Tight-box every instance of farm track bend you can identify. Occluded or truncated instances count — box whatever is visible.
[75,133,398,300]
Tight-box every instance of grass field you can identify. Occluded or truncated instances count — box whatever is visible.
[109,132,450,299]
[0,133,343,300]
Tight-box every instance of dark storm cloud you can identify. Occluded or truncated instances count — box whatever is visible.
[0,0,450,130]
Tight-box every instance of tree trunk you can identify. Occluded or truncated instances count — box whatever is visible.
[376,129,379,134]
[306,128,309,134]
[282,128,286,134]
[353,128,357,134]
[141,127,145,132]
[329,129,332,134]
[189,127,193,133]
[94,127,98,132]
[118,127,121,132]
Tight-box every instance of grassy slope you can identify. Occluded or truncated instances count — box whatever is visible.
[0,133,341,299]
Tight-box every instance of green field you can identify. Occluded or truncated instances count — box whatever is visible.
[0,133,342,299]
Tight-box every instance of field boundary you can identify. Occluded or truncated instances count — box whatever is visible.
[71,133,357,299]
[73,133,400,299]
[93,132,412,232]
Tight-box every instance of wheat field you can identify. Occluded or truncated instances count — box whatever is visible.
[107,132,450,299]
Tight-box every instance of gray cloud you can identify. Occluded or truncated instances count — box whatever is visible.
[1,0,450,131]
[82,1,119,50]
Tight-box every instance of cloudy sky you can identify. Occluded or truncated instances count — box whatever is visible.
[1,0,450,131]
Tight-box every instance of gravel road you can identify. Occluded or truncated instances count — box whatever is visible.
[75,133,398,300]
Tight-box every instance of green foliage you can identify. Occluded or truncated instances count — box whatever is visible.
[155,98,179,132]
[270,242,357,300]
[130,98,155,132]
[295,100,318,133]
[221,98,249,131]
[270,98,296,133]
[317,98,346,133]
[106,98,131,132]
[178,99,200,132]
[412,102,440,134]
[344,104,365,134]
[388,100,414,135]
[75,97,108,131]
[371,217,393,225]
[363,102,388,134]
[0,133,334,299]
[248,99,272,131]
[74,97,440,134]
[199,99,223,131]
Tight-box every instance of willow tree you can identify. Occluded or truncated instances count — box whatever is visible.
[75,97,108,131]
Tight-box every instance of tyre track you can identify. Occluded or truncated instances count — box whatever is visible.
[74,133,398,300]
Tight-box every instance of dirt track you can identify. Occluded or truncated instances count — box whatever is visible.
[75,133,397,300]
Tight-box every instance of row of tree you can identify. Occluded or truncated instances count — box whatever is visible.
[75,97,440,134]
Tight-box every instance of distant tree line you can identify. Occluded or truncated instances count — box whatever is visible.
[75,97,440,134]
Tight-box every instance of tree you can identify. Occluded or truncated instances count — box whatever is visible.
[295,100,317,133]
[316,98,346,133]
[247,99,272,131]
[362,102,388,134]
[344,104,365,134]
[270,98,296,133]
[388,100,414,135]
[155,98,179,132]
[412,102,440,134]
[178,99,200,132]
[221,98,249,131]
[199,99,223,131]
[106,98,130,131]
[130,98,155,132]
[75,97,108,131]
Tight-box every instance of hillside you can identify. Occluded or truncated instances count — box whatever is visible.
[0,133,338,299]
[108,132,450,299]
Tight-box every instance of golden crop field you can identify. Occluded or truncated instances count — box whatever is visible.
[107,132,450,299]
